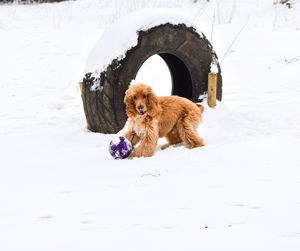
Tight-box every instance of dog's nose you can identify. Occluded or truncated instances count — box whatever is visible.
[138,105,144,111]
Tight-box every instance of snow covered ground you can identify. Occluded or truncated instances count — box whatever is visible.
[0,0,300,250]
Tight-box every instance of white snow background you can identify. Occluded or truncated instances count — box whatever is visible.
[0,0,300,250]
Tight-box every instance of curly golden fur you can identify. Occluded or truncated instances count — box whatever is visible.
[123,83,205,158]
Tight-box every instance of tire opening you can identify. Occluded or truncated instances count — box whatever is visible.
[135,53,193,100]
[159,52,193,100]
[135,54,172,96]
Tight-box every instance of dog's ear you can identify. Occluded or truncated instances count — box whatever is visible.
[124,88,136,118]
[146,86,161,117]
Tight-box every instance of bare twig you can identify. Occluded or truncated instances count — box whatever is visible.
[216,0,221,24]
[210,7,216,42]
[273,3,279,30]
[228,0,236,24]
[220,16,250,65]
[193,0,208,25]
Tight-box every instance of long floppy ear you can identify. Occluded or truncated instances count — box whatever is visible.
[124,89,137,118]
[146,86,161,117]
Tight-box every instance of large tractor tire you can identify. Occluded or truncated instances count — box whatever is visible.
[81,23,222,134]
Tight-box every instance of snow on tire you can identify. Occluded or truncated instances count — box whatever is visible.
[81,10,222,134]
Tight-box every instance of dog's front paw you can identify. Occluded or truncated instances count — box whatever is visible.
[128,153,136,159]
[128,149,153,159]
[128,154,134,159]
[161,143,170,150]
[128,150,141,159]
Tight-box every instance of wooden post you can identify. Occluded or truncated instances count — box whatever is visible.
[208,73,217,108]
[79,81,83,95]
[79,81,91,131]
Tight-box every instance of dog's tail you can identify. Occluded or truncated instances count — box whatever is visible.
[196,104,204,122]
[196,104,204,114]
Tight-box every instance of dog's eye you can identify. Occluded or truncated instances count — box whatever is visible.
[143,94,146,99]
[133,96,136,100]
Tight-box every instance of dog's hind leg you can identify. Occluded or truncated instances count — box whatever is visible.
[177,114,205,149]
[161,127,183,150]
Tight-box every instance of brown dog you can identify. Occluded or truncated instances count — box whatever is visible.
[123,83,205,158]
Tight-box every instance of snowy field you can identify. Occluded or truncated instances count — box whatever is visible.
[0,0,300,250]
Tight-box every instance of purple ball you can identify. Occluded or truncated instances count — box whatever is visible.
[109,136,132,159]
